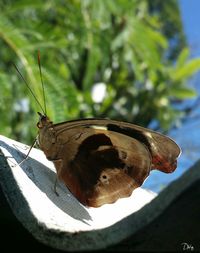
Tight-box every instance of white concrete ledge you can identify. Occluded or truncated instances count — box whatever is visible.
[0,135,199,251]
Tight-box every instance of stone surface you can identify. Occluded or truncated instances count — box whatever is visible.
[0,135,199,251]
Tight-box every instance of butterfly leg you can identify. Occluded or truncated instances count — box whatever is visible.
[53,176,59,196]
[17,136,38,166]
[51,158,63,197]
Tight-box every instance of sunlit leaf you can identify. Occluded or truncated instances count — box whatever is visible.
[173,58,200,81]
[170,86,197,99]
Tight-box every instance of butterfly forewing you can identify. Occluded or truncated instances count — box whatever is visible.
[53,118,181,171]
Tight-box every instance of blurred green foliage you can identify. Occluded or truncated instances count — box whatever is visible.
[0,0,199,144]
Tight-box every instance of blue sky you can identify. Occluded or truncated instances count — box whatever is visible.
[179,0,200,56]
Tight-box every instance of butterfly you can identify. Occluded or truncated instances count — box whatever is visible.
[14,52,181,208]
[36,112,181,207]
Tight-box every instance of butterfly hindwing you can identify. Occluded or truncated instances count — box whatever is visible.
[51,127,151,207]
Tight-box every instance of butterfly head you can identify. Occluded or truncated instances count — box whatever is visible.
[37,112,52,129]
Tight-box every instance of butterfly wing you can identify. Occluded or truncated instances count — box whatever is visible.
[38,118,181,207]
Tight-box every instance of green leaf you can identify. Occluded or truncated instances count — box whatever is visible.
[170,86,197,99]
[176,47,190,68]
[173,58,200,81]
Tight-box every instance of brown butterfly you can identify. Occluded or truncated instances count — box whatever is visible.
[14,53,181,208]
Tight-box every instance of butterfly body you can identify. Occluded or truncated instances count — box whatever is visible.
[37,113,181,207]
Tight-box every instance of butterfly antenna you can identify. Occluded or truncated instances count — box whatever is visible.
[37,50,47,115]
[13,63,45,115]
